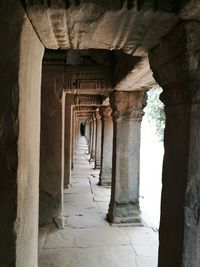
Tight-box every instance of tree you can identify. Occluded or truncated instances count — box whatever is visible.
[145,86,165,141]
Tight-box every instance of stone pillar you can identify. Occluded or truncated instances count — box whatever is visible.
[71,106,75,170]
[0,3,44,266]
[95,109,102,169]
[90,114,96,161]
[85,120,91,154]
[73,113,79,162]
[64,94,74,188]
[107,91,146,224]
[75,114,79,149]
[39,64,65,229]
[148,21,200,267]
[89,118,93,155]
[99,106,113,186]
[85,120,90,144]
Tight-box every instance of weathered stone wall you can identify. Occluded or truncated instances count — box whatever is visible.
[39,65,64,228]
[0,1,44,266]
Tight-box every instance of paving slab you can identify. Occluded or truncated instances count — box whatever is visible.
[38,227,49,252]
[65,214,107,228]
[39,246,137,267]
[42,227,75,249]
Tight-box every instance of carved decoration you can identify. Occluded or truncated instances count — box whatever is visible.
[99,106,112,120]
[110,91,146,121]
[74,95,102,106]
[25,0,182,54]
[64,66,113,95]
[95,110,101,121]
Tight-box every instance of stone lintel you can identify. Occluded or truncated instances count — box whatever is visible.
[25,1,182,52]
[74,95,103,106]
[114,55,155,92]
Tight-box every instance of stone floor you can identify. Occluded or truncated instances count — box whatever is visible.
[39,137,159,267]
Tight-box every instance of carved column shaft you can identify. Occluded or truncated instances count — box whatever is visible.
[95,109,102,169]
[107,90,146,224]
[85,120,90,143]
[99,106,113,186]
[75,115,80,149]
[64,95,74,188]
[90,114,96,161]
[149,21,200,267]
[87,118,92,153]
[88,118,93,155]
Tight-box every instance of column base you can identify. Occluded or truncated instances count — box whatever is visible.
[89,157,95,163]
[94,164,101,170]
[54,214,65,229]
[98,169,112,186]
[107,202,142,225]
[98,179,111,187]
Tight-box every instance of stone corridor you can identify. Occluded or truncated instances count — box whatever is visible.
[38,137,158,267]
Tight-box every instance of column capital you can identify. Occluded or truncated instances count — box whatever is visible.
[92,113,97,122]
[95,109,101,121]
[88,117,92,124]
[99,106,112,121]
[109,91,146,121]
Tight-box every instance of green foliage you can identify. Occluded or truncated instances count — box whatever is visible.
[145,86,165,141]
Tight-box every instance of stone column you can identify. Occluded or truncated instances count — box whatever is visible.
[85,121,88,141]
[71,106,75,170]
[107,90,146,224]
[85,120,90,144]
[85,120,91,154]
[0,3,44,266]
[39,65,65,229]
[148,21,200,267]
[99,106,113,186]
[90,114,96,162]
[75,114,79,149]
[95,109,102,169]
[88,117,93,155]
[64,94,74,188]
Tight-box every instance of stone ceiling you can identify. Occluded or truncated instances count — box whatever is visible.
[24,1,199,54]
[35,1,200,97]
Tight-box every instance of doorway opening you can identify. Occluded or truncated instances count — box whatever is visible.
[140,86,165,230]
[80,123,85,136]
